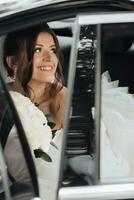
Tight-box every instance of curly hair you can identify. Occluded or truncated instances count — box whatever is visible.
[3,23,64,99]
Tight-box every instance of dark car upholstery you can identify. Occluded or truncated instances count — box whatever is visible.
[102,24,134,93]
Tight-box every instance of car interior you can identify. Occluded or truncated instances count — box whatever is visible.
[0,14,134,199]
[102,23,134,94]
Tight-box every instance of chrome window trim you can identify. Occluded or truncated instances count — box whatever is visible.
[94,24,101,183]
[58,15,81,191]
[78,11,134,25]
[58,183,134,200]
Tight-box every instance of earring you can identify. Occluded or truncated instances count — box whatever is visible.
[13,67,17,81]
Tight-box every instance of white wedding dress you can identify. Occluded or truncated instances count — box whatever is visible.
[4,91,63,200]
[35,129,63,200]
[100,71,134,183]
[4,127,62,200]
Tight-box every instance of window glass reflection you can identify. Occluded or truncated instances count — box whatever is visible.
[62,25,96,187]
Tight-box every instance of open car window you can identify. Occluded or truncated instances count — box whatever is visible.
[0,17,74,200]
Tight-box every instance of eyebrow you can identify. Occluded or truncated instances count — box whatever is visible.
[35,44,56,47]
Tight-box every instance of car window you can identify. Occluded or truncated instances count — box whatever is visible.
[0,18,74,200]
[58,12,134,200]
[100,21,134,183]
[61,21,96,187]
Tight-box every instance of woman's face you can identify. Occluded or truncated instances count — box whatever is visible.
[31,32,58,84]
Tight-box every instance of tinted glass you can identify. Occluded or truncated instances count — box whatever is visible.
[100,22,134,183]
[61,23,96,187]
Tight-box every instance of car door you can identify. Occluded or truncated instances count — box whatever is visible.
[0,73,40,199]
[58,11,134,200]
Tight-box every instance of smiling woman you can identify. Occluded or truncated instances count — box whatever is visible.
[32,32,59,82]
[3,23,67,130]
[1,22,68,200]
[0,1,134,200]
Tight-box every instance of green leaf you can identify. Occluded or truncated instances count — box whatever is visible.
[50,141,59,150]
[34,148,52,162]
[47,121,56,129]
[40,151,52,162]
[52,130,57,138]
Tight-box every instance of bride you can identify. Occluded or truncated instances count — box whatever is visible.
[2,23,67,199]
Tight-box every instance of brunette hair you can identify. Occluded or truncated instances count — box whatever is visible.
[3,23,64,98]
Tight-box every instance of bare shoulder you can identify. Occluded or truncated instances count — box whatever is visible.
[56,86,68,101]
[51,86,68,125]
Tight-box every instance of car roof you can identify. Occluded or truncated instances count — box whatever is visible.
[0,0,134,36]
[0,0,134,19]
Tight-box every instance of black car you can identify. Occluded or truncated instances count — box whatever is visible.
[0,0,134,200]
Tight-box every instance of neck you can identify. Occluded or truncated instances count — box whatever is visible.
[28,80,51,105]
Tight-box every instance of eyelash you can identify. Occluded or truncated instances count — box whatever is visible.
[34,47,57,54]
[34,47,41,53]
[51,48,57,54]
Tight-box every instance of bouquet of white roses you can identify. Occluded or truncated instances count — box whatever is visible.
[10,91,57,162]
